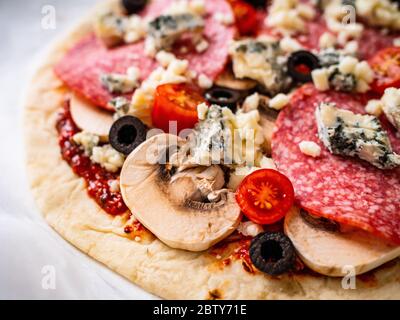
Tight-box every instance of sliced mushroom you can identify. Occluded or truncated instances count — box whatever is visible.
[120,134,242,252]
[215,69,257,91]
[284,208,400,277]
[70,93,114,141]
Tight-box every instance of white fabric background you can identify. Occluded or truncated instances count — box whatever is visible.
[0,0,156,299]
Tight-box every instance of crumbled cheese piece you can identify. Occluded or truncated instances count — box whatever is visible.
[299,141,321,157]
[312,68,330,91]
[197,74,213,89]
[93,10,125,47]
[242,93,260,112]
[155,50,176,67]
[313,51,373,93]
[338,56,358,74]
[343,40,358,54]
[167,0,207,16]
[108,180,120,193]
[73,131,100,155]
[394,38,400,47]
[195,39,209,53]
[123,15,147,43]
[197,103,208,120]
[144,37,157,57]
[365,99,383,117]
[100,66,140,94]
[130,58,191,125]
[229,39,291,95]
[91,145,125,173]
[259,156,277,170]
[279,36,303,53]
[148,14,205,52]
[237,221,264,237]
[214,12,234,25]
[269,93,290,110]
[355,0,400,31]
[319,32,337,49]
[316,102,400,169]
[265,0,315,35]
[134,236,141,242]
[381,87,400,130]
[324,0,364,45]
[109,96,131,120]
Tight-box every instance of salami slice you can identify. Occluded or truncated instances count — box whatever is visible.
[272,84,400,245]
[54,0,235,110]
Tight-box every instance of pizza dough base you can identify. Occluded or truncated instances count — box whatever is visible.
[23,1,400,299]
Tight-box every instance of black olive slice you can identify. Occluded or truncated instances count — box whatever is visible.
[287,50,320,83]
[249,232,296,276]
[122,0,147,15]
[244,0,268,9]
[205,87,245,111]
[300,209,340,233]
[109,115,147,155]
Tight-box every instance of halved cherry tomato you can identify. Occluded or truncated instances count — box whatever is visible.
[235,169,295,225]
[369,47,400,95]
[152,83,207,134]
[227,0,258,35]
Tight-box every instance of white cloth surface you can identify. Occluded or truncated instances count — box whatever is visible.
[0,0,156,300]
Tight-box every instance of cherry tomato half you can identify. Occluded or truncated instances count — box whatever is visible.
[235,169,295,225]
[369,47,400,95]
[227,0,258,35]
[152,83,207,134]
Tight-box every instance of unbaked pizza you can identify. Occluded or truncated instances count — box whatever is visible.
[24,0,400,299]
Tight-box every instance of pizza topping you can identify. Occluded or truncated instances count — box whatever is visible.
[268,93,290,111]
[235,169,295,225]
[204,87,243,111]
[152,83,206,133]
[72,131,100,156]
[70,94,114,140]
[369,47,400,94]
[237,221,264,237]
[265,0,316,36]
[147,13,205,53]
[100,66,140,94]
[285,207,400,277]
[227,0,258,35]
[355,0,400,31]
[287,50,320,83]
[312,49,374,93]
[109,115,147,155]
[249,231,296,276]
[109,96,131,119]
[298,141,321,158]
[120,134,241,251]
[323,0,364,46]
[130,56,193,126]
[122,0,147,15]
[229,39,291,95]
[188,104,265,167]
[91,145,126,173]
[316,102,400,169]
[93,10,126,48]
[381,87,400,130]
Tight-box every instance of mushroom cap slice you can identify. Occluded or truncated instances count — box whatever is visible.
[70,93,114,141]
[284,208,400,277]
[120,134,242,252]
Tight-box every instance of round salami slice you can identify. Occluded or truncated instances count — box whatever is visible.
[272,84,400,245]
[54,0,235,110]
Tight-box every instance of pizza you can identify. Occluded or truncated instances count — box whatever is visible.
[24,0,400,299]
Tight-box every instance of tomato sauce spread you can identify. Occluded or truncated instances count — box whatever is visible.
[56,101,128,216]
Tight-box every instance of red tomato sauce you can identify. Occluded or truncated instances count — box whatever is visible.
[56,101,128,216]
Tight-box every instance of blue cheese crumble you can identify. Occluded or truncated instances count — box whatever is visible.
[316,102,400,169]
